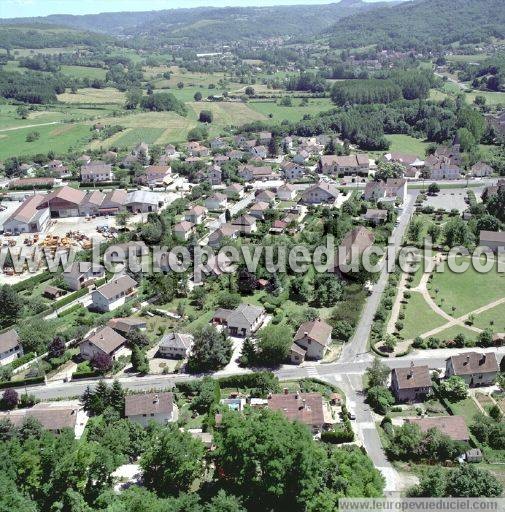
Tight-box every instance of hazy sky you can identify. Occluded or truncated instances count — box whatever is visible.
[1,0,391,19]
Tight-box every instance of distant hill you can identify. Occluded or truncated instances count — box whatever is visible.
[0,1,393,44]
[325,0,505,50]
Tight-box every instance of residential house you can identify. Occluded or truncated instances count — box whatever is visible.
[79,326,127,361]
[185,205,207,225]
[186,141,210,157]
[0,401,88,438]
[208,223,239,247]
[300,181,339,205]
[281,162,305,181]
[333,226,375,273]
[319,154,369,176]
[479,230,505,252]
[227,149,244,160]
[47,159,69,178]
[173,220,194,241]
[428,162,462,180]
[255,189,276,204]
[80,162,113,183]
[213,154,229,166]
[293,149,310,165]
[267,391,327,433]
[383,152,424,170]
[205,193,227,211]
[277,183,297,201]
[90,275,138,312]
[210,137,227,150]
[249,201,269,220]
[225,183,244,198]
[107,317,147,336]
[136,165,171,187]
[77,155,91,166]
[269,219,288,234]
[364,178,407,204]
[0,329,23,366]
[124,392,178,427]
[232,214,257,234]
[362,208,388,226]
[238,164,273,182]
[290,319,332,364]
[3,194,50,234]
[391,364,432,402]
[212,303,266,337]
[250,145,268,159]
[63,262,105,291]
[125,190,163,213]
[406,416,470,442]
[133,142,149,160]
[158,332,194,359]
[259,131,272,145]
[208,165,223,185]
[445,352,499,386]
[471,162,493,177]
[104,242,148,267]
[38,186,86,218]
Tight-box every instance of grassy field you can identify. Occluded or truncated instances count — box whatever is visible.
[449,396,481,424]
[0,123,90,159]
[446,54,490,63]
[188,101,267,129]
[400,291,447,339]
[384,134,429,156]
[60,65,107,80]
[434,324,477,343]
[248,98,334,123]
[429,256,505,316]
[462,90,505,106]
[114,127,166,148]
[57,87,126,105]
[472,301,505,332]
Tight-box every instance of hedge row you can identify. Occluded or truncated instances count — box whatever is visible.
[72,371,99,380]
[0,376,44,390]
[58,303,84,318]
[53,287,89,310]
[11,272,53,292]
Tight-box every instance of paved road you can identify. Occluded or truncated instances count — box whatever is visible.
[340,192,416,363]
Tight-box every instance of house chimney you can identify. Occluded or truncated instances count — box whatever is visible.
[480,354,486,365]
[283,387,289,395]
[153,394,159,404]
[295,391,299,400]
[302,398,306,408]
[408,361,414,378]
[304,331,309,337]
[464,355,470,365]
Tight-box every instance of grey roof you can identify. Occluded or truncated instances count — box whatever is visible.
[126,190,159,206]
[85,326,126,355]
[0,329,20,353]
[160,332,194,350]
[96,275,137,300]
[64,261,104,279]
[125,392,174,417]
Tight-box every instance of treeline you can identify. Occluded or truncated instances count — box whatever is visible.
[0,25,111,49]
[139,92,188,116]
[286,71,326,93]
[456,55,505,92]
[0,70,67,103]
[326,0,505,52]
[330,70,433,106]
[238,97,486,151]
[331,79,402,106]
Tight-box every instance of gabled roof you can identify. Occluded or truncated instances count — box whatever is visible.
[267,392,325,427]
[294,319,332,347]
[303,181,339,199]
[126,190,159,206]
[42,186,86,207]
[447,352,498,375]
[63,261,104,279]
[95,275,137,300]
[392,365,431,390]
[0,329,20,353]
[480,230,505,244]
[232,214,257,226]
[173,220,194,232]
[406,416,470,441]
[85,326,126,355]
[125,392,174,417]
[160,332,194,350]
[5,194,48,224]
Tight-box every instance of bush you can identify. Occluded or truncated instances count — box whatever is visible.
[321,426,354,444]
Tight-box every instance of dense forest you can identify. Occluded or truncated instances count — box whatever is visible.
[326,0,505,51]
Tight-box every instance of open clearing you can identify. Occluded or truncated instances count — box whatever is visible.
[57,87,127,104]
[188,101,267,128]
[429,256,505,317]
[60,65,107,80]
[0,123,90,159]
[114,127,166,148]
[384,134,429,156]
[399,291,447,340]
[248,98,334,123]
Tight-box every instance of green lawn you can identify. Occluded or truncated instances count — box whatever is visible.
[60,65,107,80]
[429,256,505,317]
[0,123,91,159]
[248,98,335,123]
[449,397,481,425]
[434,324,477,343]
[113,127,166,148]
[472,302,505,332]
[400,291,447,339]
[384,134,429,156]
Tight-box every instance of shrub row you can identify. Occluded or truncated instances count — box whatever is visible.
[0,376,44,389]
[11,272,52,292]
